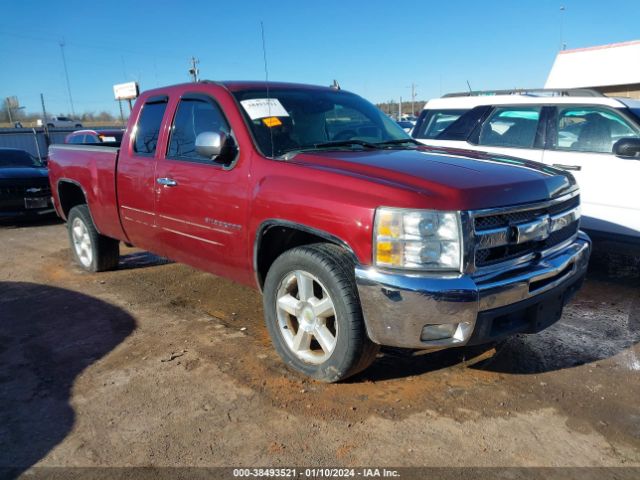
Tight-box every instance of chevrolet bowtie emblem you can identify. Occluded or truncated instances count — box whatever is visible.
[513,215,551,244]
[26,187,42,194]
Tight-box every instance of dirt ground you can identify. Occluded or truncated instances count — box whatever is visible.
[0,219,639,475]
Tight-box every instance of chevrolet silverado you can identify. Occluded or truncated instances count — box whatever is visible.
[48,81,591,382]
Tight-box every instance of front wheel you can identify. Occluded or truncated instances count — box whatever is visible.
[68,205,120,272]
[263,243,379,382]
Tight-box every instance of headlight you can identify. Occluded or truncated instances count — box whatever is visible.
[374,208,462,271]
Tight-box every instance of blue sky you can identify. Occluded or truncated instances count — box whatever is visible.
[1,0,639,117]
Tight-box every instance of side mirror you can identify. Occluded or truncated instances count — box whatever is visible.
[195,131,227,160]
[613,137,640,159]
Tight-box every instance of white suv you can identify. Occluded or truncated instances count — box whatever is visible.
[412,89,640,254]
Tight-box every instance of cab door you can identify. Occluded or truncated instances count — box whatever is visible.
[116,95,169,254]
[153,93,251,283]
[541,105,640,240]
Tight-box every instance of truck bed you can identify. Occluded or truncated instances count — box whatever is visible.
[47,144,127,242]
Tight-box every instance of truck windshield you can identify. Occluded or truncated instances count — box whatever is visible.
[232,87,412,158]
[0,150,43,168]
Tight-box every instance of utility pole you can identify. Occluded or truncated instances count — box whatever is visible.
[40,93,49,132]
[5,97,24,126]
[41,93,50,145]
[59,40,76,118]
[5,99,12,124]
[409,83,417,116]
[118,100,125,127]
[560,6,566,50]
[40,93,48,122]
[398,96,402,120]
[189,57,200,82]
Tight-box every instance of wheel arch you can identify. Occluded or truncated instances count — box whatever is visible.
[56,179,95,225]
[254,219,358,291]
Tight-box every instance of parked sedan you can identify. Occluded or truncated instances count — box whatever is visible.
[0,148,54,220]
[64,129,124,144]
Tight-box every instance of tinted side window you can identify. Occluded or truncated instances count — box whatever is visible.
[436,106,491,141]
[134,101,168,155]
[168,98,230,161]
[478,107,541,148]
[554,106,640,153]
[84,134,98,144]
[68,135,83,144]
[414,109,468,139]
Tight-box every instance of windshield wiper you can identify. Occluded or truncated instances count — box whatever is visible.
[279,139,421,160]
[375,138,421,146]
[279,140,383,159]
[312,140,383,149]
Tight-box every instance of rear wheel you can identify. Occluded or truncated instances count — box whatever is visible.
[263,243,379,382]
[67,205,119,272]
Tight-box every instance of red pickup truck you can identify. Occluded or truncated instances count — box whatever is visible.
[48,81,591,382]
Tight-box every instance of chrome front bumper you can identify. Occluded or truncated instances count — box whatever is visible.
[355,232,591,349]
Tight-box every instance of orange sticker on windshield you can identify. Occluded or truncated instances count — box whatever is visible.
[262,116,282,127]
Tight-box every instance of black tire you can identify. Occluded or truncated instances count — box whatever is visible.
[263,243,379,382]
[47,123,54,128]
[67,205,119,272]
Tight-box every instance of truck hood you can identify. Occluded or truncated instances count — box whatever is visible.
[289,146,577,210]
[0,167,49,181]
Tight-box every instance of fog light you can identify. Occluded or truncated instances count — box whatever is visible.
[421,323,458,341]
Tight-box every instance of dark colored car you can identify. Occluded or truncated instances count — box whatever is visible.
[0,148,54,220]
[64,129,124,145]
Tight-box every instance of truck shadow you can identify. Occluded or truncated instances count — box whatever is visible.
[0,282,136,477]
[357,260,640,381]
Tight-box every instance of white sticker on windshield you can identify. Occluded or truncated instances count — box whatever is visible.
[240,98,289,120]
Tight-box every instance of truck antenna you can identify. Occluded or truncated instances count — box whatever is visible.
[466,80,473,93]
[260,21,275,158]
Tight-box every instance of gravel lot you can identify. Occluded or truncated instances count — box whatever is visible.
[1,219,639,477]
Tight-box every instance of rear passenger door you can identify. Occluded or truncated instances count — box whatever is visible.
[541,105,640,239]
[116,95,169,253]
[469,106,545,162]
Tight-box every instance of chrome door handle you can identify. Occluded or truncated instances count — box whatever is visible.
[552,164,582,171]
[156,177,178,187]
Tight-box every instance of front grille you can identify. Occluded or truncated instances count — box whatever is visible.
[0,179,51,212]
[473,195,580,269]
[0,185,51,196]
[474,195,579,232]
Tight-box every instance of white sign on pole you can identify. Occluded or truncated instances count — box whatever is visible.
[113,82,139,100]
